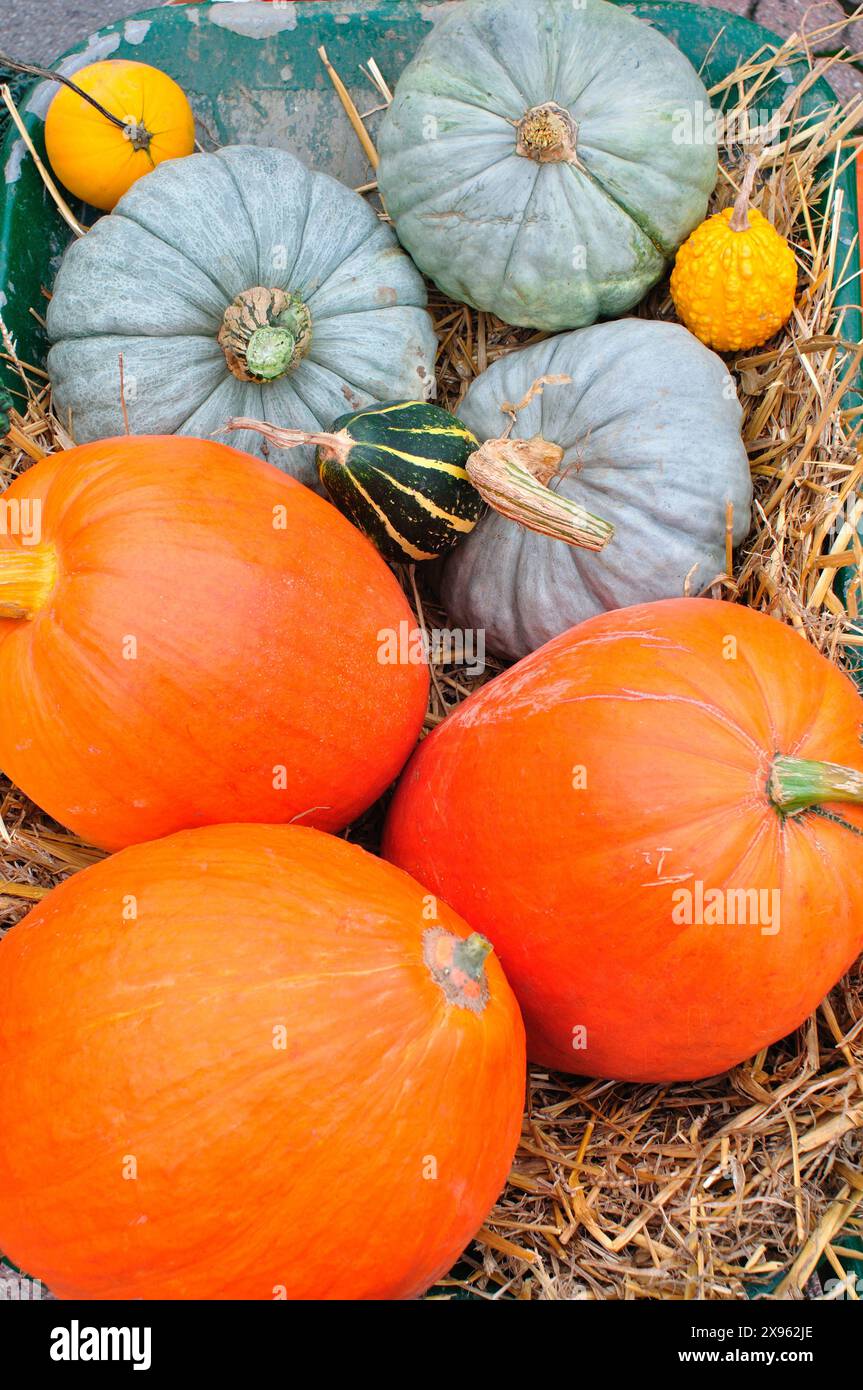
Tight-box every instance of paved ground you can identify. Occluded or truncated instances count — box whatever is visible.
[0,0,861,99]
[1,0,150,63]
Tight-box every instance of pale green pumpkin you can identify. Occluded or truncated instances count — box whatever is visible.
[377,0,717,330]
[47,146,438,488]
[440,319,753,661]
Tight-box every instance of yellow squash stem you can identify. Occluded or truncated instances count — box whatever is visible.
[0,545,58,619]
[728,155,760,233]
[225,417,614,553]
[768,755,863,816]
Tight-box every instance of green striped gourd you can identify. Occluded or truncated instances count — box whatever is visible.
[320,401,483,562]
[229,397,614,564]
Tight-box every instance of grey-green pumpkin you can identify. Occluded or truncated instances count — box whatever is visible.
[439,318,753,661]
[377,0,717,330]
[46,145,438,488]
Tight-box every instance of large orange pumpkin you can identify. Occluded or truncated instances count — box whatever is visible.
[384,598,863,1081]
[0,435,428,850]
[0,824,525,1300]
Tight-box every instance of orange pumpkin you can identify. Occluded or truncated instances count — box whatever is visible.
[384,598,863,1082]
[45,60,195,212]
[0,435,428,850]
[0,824,525,1299]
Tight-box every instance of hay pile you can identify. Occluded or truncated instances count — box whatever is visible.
[1,15,862,1300]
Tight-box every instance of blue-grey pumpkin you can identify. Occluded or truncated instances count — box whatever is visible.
[46,145,438,487]
[378,0,717,330]
[439,318,753,661]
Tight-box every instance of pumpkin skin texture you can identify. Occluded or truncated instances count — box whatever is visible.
[46,145,438,488]
[0,824,526,1300]
[377,0,717,330]
[440,319,752,661]
[384,599,863,1083]
[44,60,195,212]
[0,435,429,851]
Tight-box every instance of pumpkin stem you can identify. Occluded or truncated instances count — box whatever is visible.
[768,755,863,815]
[0,544,58,620]
[219,288,312,383]
[499,374,572,441]
[729,155,760,233]
[124,122,152,155]
[454,932,493,982]
[223,417,353,465]
[467,436,614,552]
[0,51,150,145]
[245,328,297,382]
[516,102,578,164]
[423,927,492,1015]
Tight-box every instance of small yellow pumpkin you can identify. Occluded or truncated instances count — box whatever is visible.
[45,59,195,212]
[670,158,797,352]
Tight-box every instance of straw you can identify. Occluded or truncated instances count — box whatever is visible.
[0,84,85,238]
[318,45,379,171]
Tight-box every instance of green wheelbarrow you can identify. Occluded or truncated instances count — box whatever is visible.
[0,0,862,1302]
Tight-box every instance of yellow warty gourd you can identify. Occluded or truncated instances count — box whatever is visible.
[670,160,797,352]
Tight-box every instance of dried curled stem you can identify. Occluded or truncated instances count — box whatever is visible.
[467,436,613,551]
[224,416,351,464]
[472,373,613,551]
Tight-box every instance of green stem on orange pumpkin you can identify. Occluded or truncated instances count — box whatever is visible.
[768,755,863,815]
[422,926,492,1015]
[453,933,493,982]
[0,545,57,619]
